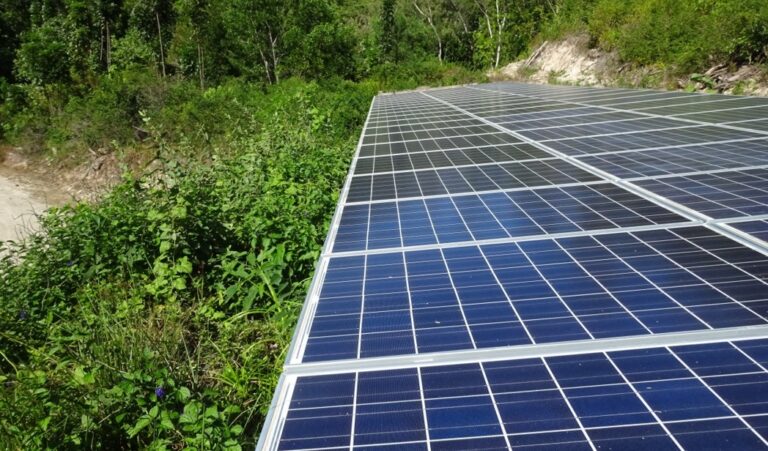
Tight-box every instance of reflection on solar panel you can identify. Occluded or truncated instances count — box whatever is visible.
[257,82,768,450]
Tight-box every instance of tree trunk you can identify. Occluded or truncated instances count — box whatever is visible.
[99,21,104,66]
[106,21,111,71]
[493,0,506,69]
[450,1,474,56]
[197,43,205,89]
[413,2,442,63]
[156,12,166,77]
[259,48,273,84]
[427,20,442,62]
[268,28,279,83]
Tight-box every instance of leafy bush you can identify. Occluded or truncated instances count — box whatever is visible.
[540,0,768,74]
[369,58,485,91]
[0,79,371,448]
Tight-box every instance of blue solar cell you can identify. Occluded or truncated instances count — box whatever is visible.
[634,168,768,219]
[431,436,508,450]
[745,411,768,441]
[666,418,766,450]
[610,348,690,382]
[496,389,580,433]
[509,430,590,450]
[276,339,768,449]
[265,84,768,450]
[730,219,768,244]
[708,373,768,415]
[334,182,689,252]
[737,339,768,367]
[548,353,624,387]
[674,342,761,376]
[637,379,732,421]
[305,228,768,362]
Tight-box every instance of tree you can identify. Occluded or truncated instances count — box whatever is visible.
[14,18,72,85]
[124,0,175,76]
[412,0,443,62]
[282,0,358,80]
[379,0,397,62]
[444,0,478,64]
[0,0,32,80]
[474,0,509,69]
[221,0,288,84]
[173,0,230,87]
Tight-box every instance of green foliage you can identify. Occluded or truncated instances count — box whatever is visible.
[0,79,374,448]
[379,0,397,62]
[282,1,358,80]
[14,17,72,85]
[0,0,30,80]
[370,58,485,91]
[537,0,768,74]
[110,28,157,74]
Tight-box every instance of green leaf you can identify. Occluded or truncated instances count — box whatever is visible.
[38,416,51,431]
[160,410,174,430]
[177,386,192,402]
[180,402,200,424]
[128,416,152,437]
[173,277,187,290]
[204,405,219,419]
[175,256,193,274]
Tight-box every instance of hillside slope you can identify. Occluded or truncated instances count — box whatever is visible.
[496,34,768,95]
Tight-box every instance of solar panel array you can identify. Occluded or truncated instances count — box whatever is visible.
[257,82,768,450]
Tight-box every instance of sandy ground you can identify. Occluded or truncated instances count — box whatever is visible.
[0,167,67,243]
[0,170,45,242]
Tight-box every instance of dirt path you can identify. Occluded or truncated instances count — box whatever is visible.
[0,166,68,243]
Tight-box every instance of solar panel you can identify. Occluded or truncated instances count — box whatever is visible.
[578,140,768,179]
[334,183,691,253]
[635,169,768,219]
[729,219,768,244]
[542,126,762,156]
[257,82,768,450]
[279,340,768,450]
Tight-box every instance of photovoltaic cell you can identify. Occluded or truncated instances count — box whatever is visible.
[259,82,768,450]
[303,227,767,362]
[576,139,768,179]
[516,117,692,141]
[359,132,524,157]
[279,340,768,450]
[730,220,768,244]
[346,159,601,203]
[353,142,550,175]
[635,168,768,219]
[731,119,768,132]
[675,105,768,123]
[333,183,689,252]
[543,126,762,156]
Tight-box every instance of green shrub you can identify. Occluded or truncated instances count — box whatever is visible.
[539,0,768,75]
[0,79,372,448]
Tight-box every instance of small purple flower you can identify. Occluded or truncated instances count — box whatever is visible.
[18,310,27,320]
[155,387,166,399]
[66,261,74,267]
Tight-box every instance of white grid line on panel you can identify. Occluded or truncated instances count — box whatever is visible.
[468,85,768,137]
[423,89,768,257]
[259,85,768,450]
